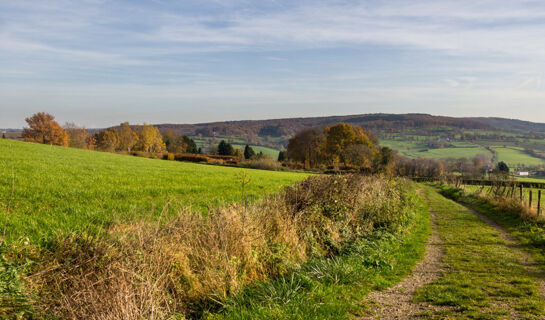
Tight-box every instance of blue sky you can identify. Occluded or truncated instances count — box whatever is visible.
[1,0,545,128]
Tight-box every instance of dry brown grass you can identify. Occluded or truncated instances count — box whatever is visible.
[25,175,412,319]
[473,191,544,222]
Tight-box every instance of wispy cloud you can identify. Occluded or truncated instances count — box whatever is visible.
[1,0,545,127]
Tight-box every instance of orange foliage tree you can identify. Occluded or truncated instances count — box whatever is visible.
[22,112,69,146]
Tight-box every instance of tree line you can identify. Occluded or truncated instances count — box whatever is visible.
[20,112,279,161]
[19,112,522,177]
[21,112,198,154]
[286,123,394,173]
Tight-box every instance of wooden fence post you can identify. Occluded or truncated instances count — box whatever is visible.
[529,190,533,209]
[536,190,541,215]
[520,185,523,200]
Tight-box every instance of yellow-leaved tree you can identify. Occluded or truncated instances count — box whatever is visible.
[325,123,376,166]
[118,122,138,152]
[136,123,166,153]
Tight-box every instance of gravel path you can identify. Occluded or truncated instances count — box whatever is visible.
[361,209,446,319]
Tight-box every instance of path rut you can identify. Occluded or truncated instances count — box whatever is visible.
[361,209,446,319]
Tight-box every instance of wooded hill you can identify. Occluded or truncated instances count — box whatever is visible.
[154,114,545,138]
[156,113,499,137]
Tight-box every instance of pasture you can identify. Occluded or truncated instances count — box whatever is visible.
[491,146,545,166]
[0,139,308,243]
[232,144,280,158]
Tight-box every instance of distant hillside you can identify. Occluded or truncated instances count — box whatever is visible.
[155,113,499,138]
[465,117,545,133]
[154,114,545,168]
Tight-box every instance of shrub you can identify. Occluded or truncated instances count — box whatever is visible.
[174,153,209,163]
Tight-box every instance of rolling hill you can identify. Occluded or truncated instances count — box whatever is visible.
[154,113,545,168]
[5,113,545,167]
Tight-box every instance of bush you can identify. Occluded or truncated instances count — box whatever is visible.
[174,153,209,163]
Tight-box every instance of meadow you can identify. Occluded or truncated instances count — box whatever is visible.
[1,144,425,319]
[492,146,545,166]
[0,139,307,243]
[232,144,280,158]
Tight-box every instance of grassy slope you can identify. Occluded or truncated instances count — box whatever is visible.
[382,134,545,166]
[492,146,545,166]
[381,139,493,160]
[0,139,307,243]
[415,186,545,319]
[205,190,430,320]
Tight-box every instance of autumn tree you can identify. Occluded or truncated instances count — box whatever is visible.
[164,131,198,154]
[96,128,119,152]
[234,148,244,161]
[135,124,166,153]
[287,128,325,168]
[118,122,138,152]
[64,122,88,149]
[22,112,69,146]
[86,135,97,150]
[180,136,198,153]
[374,147,395,174]
[325,123,375,166]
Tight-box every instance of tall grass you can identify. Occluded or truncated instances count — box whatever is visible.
[442,184,543,222]
[18,175,414,319]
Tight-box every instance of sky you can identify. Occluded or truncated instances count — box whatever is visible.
[1,0,545,128]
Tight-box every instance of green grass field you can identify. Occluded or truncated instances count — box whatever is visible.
[381,139,493,160]
[491,146,545,166]
[407,146,492,160]
[382,136,545,167]
[232,144,280,158]
[0,139,307,243]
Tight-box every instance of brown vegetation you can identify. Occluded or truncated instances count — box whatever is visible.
[25,175,414,319]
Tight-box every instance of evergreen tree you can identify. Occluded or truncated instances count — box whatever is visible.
[218,140,234,156]
[278,150,287,162]
[244,144,255,159]
[182,136,198,153]
[496,161,509,174]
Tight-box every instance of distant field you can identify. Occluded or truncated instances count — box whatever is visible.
[232,144,280,158]
[382,136,545,167]
[491,146,545,166]
[406,146,492,160]
[381,139,492,160]
[0,140,308,243]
